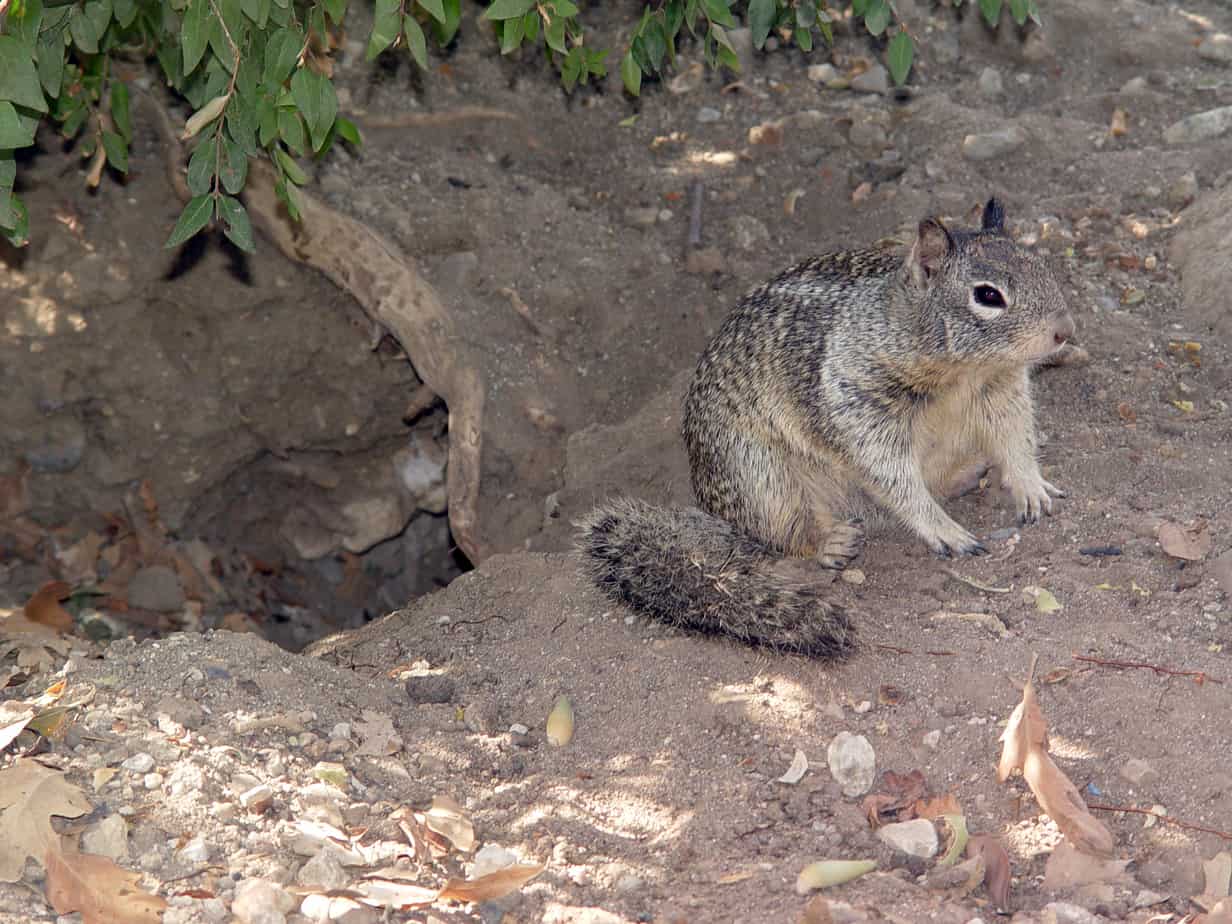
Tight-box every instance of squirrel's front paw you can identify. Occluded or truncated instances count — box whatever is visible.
[925,525,986,559]
[1010,476,1065,525]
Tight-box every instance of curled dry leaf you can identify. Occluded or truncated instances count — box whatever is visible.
[0,759,94,883]
[914,794,962,821]
[778,749,809,785]
[24,582,75,633]
[1022,585,1062,613]
[437,863,544,903]
[795,859,876,895]
[45,839,167,924]
[0,704,35,753]
[936,813,968,867]
[423,795,474,854]
[1109,107,1129,137]
[1023,744,1116,858]
[967,834,1011,910]
[1158,519,1211,561]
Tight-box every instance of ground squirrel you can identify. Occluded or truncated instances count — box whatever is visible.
[578,199,1075,657]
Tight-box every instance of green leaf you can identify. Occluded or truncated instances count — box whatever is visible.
[81,0,113,44]
[499,13,525,54]
[289,67,336,153]
[323,0,347,24]
[552,0,578,16]
[113,0,138,25]
[164,194,214,249]
[851,0,869,14]
[263,27,303,85]
[544,14,566,53]
[219,136,247,192]
[216,195,255,252]
[795,0,816,28]
[35,36,65,97]
[0,37,49,113]
[887,30,913,86]
[620,50,641,96]
[68,8,99,52]
[417,0,446,23]
[0,102,38,148]
[335,117,361,145]
[978,0,1002,27]
[257,94,278,145]
[182,0,210,75]
[748,0,775,49]
[864,0,890,36]
[483,0,534,20]
[111,81,131,143]
[1,194,29,246]
[186,141,214,195]
[699,0,735,27]
[432,0,461,44]
[277,107,305,154]
[796,26,812,51]
[101,130,128,173]
[0,154,14,190]
[367,2,401,61]
[561,46,582,91]
[404,14,429,68]
[11,0,44,48]
[522,8,539,40]
[274,145,308,184]
[1009,0,1028,25]
[274,175,301,221]
[226,93,258,153]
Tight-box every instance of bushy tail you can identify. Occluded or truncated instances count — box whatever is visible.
[576,498,855,658]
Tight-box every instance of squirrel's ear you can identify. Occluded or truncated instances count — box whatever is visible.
[907,218,954,286]
[982,198,1006,233]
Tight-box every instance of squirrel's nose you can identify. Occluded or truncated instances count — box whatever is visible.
[1053,313,1075,345]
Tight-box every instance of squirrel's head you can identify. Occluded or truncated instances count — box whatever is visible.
[904,199,1074,364]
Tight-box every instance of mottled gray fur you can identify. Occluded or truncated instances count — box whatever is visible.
[579,200,1074,657]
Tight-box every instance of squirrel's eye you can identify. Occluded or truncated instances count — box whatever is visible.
[973,284,1006,308]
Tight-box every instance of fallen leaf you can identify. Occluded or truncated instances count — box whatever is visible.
[967,835,1012,909]
[778,749,809,784]
[423,796,474,854]
[1042,839,1130,890]
[437,863,544,903]
[0,703,35,752]
[0,759,94,882]
[1022,585,1063,613]
[1171,399,1195,414]
[45,839,166,924]
[1158,520,1211,561]
[1206,851,1232,898]
[862,769,927,826]
[0,609,73,673]
[716,869,756,885]
[546,695,574,747]
[915,794,962,820]
[1109,108,1129,136]
[997,658,1048,782]
[353,711,402,757]
[795,859,876,894]
[24,582,75,632]
[354,876,439,910]
[56,533,106,585]
[1116,402,1137,423]
[1023,748,1116,857]
[936,813,968,866]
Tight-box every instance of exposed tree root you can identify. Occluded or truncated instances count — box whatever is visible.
[144,90,488,562]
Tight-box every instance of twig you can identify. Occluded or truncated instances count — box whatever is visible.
[874,644,957,657]
[1073,654,1223,685]
[687,179,704,248]
[1087,803,1232,840]
[943,567,1010,593]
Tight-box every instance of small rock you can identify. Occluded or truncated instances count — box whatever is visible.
[614,873,644,895]
[464,700,499,736]
[1039,902,1099,924]
[232,879,295,924]
[297,850,350,890]
[625,207,660,228]
[922,729,942,750]
[405,674,455,704]
[330,723,351,741]
[1119,75,1149,96]
[851,64,889,95]
[962,125,1028,160]
[239,783,274,813]
[978,67,1004,98]
[1120,758,1158,786]
[848,120,888,154]
[178,836,210,864]
[143,772,164,790]
[696,107,723,123]
[20,411,86,474]
[686,247,725,276]
[931,29,960,65]
[471,844,519,879]
[300,894,378,924]
[121,753,156,774]
[1167,171,1200,210]
[128,565,185,613]
[807,64,839,84]
[1197,33,1232,65]
[724,27,754,77]
[877,818,939,858]
[1164,106,1232,145]
[730,215,770,251]
[826,731,876,797]
[81,815,129,861]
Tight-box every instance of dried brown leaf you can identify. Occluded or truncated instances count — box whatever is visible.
[45,840,166,924]
[436,863,544,903]
[423,796,474,853]
[914,794,962,820]
[967,834,1011,909]
[1158,519,1212,561]
[997,672,1047,782]
[1022,748,1116,858]
[0,759,93,882]
[0,704,35,753]
[1042,839,1130,891]
[861,769,927,825]
[24,582,74,633]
